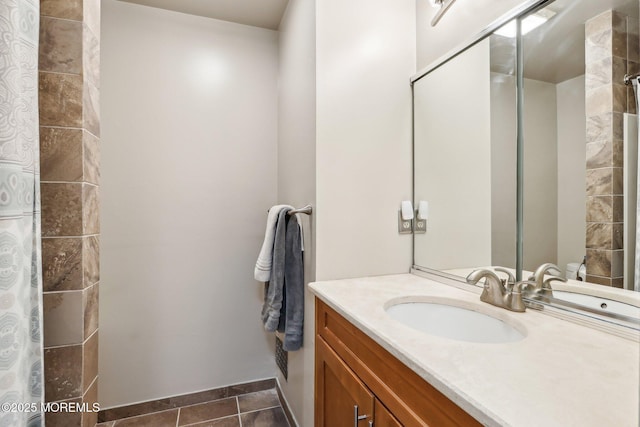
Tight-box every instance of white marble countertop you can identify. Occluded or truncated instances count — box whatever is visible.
[310,273,640,427]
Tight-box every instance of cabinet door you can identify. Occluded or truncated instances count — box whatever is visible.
[374,399,402,427]
[316,337,374,427]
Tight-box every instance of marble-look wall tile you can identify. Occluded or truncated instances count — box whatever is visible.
[586,11,614,36]
[612,277,624,288]
[83,24,100,89]
[83,81,100,137]
[586,112,623,143]
[586,249,612,276]
[40,0,101,412]
[585,57,627,92]
[585,275,612,286]
[586,140,613,169]
[45,399,83,427]
[83,130,100,185]
[586,85,614,115]
[586,29,612,64]
[585,196,624,223]
[612,139,624,167]
[44,345,83,401]
[585,84,626,115]
[627,17,639,63]
[39,72,83,128]
[83,235,100,286]
[42,237,82,291]
[612,195,623,222]
[83,379,99,427]
[40,127,83,182]
[39,17,83,74]
[586,196,613,222]
[43,291,84,347]
[42,183,83,237]
[612,27,628,59]
[41,0,82,20]
[83,330,98,392]
[83,283,99,339]
[82,184,100,235]
[611,249,624,277]
[612,83,627,112]
[585,168,613,195]
[612,222,623,249]
[612,167,623,194]
[586,223,612,249]
[83,0,100,39]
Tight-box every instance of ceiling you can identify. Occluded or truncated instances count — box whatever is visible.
[118,0,290,30]
[490,0,639,83]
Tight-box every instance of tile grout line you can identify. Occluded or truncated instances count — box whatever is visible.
[176,407,180,427]
[237,396,243,427]
[240,404,282,416]
[180,414,240,427]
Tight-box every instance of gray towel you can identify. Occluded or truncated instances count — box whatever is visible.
[262,208,290,331]
[283,213,304,351]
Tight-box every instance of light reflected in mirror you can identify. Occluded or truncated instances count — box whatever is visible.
[413,0,640,326]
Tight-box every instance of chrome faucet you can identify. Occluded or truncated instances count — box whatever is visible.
[524,263,567,298]
[466,269,527,312]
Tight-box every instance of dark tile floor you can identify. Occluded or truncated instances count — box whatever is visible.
[96,388,291,427]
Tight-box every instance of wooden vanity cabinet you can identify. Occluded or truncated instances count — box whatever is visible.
[315,299,481,427]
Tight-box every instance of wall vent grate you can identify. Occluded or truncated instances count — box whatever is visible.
[275,335,288,380]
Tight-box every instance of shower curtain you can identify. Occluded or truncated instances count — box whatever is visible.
[634,77,640,292]
[0,0,44,426]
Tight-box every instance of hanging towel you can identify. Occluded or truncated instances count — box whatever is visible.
[255,204,292,282]
[262,208,291,331]
[283,213,304,351]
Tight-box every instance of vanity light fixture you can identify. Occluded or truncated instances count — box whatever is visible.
[430,0,457,27]
[494,8,556,38]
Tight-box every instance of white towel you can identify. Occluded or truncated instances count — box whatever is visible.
[255,205,292,282]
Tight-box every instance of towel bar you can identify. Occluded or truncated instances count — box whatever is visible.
[288,205,312,216]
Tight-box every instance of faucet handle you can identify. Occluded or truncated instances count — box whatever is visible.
[542,276,567,290]
[515,280,537,293]
[494,268,516,290]
[466,269,503,288]
[533,263,562,279]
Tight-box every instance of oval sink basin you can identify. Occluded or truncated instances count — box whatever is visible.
[553,291,640,319]
[386,300,525,343]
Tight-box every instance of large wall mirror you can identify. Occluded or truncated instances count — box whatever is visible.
[413,0,640,326]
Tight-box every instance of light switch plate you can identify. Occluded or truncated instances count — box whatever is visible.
[398,211,413,234]
[414,218,427,233]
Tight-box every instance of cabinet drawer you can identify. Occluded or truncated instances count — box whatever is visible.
[316,299,480,426]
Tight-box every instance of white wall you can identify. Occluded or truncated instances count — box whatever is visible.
[557,75,586,273]
[416,0,528,69]
[414,39,492,270]
[315,0,416,281]
[490,72,517,268]
[100,0,278,408]
[522,78,558,270]
[276,1,316,426]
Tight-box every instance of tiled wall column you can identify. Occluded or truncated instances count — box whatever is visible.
[584,10,638,287]
[38,0,100,426]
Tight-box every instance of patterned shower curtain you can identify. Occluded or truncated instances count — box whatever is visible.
[634,77,640,292]
[0,0,44,426]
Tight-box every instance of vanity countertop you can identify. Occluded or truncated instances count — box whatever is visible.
[309,273,640,427]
